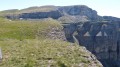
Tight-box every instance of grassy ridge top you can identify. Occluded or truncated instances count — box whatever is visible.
[0,18,102,67]
[0,18,61,40]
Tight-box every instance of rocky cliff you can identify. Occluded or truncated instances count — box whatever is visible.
[2,5,120,22]
[62,21,120,67]
[1,5,120,67]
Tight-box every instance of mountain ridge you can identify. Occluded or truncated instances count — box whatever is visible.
[0,5,120,22]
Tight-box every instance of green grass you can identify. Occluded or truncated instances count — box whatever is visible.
[0,18,61,40]
[0,39,92,67]
[0,18,101,67]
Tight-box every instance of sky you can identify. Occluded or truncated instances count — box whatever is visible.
[0,0,120,18]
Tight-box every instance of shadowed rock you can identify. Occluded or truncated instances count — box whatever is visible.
[63,21,120,67]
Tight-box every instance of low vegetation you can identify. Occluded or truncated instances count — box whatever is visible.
[0,18,101,67]
[0,18,61,40]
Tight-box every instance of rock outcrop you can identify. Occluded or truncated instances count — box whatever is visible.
[4,5,120,22]
[46,26,66,41]
[19,10,63,19]
[63,21,120,67]
[58,5,100,21]
[2,5,120,67]
[1,5,103,22]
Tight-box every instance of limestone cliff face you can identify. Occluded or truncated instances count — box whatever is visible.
[19,10,63,19]
[63,21,120,67]
[3,5,102,21]
[58,5,99,21]
[5,5,120,22]
[6,10,63,19]
[103,16,120,21]
[2,5,120,67]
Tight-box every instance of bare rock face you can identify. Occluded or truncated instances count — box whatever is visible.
[6,10,63,19]
[19,10,63,19]
[58,5,99,21]
[103,16,120,21]
[46,26,66,41]
[5,5,103,21]
[58,15,89,23]
[3,5,120,67]
[63,21,120,67]
[4,5,120,22]
[77,47,103,67]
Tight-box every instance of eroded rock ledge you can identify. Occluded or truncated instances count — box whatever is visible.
[63,21,120,67]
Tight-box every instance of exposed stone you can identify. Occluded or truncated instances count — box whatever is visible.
[2,5,120,67]
[4,5,120,22]
[46,27,66,41]
[84,32,91,36]
[63,21,120,67]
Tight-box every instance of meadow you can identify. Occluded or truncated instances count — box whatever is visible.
[0,18,100,67]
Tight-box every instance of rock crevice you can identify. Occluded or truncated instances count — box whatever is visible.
[63,21,120,67]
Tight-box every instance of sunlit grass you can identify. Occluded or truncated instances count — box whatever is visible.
[0,18,101,67]
[0,39,92,67]
[0,18,61,40]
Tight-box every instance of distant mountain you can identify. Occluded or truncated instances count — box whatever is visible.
[0,5,120,22]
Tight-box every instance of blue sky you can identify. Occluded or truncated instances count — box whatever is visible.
[1,0,120,17]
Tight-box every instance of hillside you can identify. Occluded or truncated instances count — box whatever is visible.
[0,18,102,67]
[1,5,120,67]
[0,5,120,22]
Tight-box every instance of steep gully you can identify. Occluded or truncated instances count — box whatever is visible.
[62,21,120,67]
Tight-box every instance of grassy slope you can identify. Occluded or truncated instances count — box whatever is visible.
[0,18,101,67]
[0,18,61,40]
